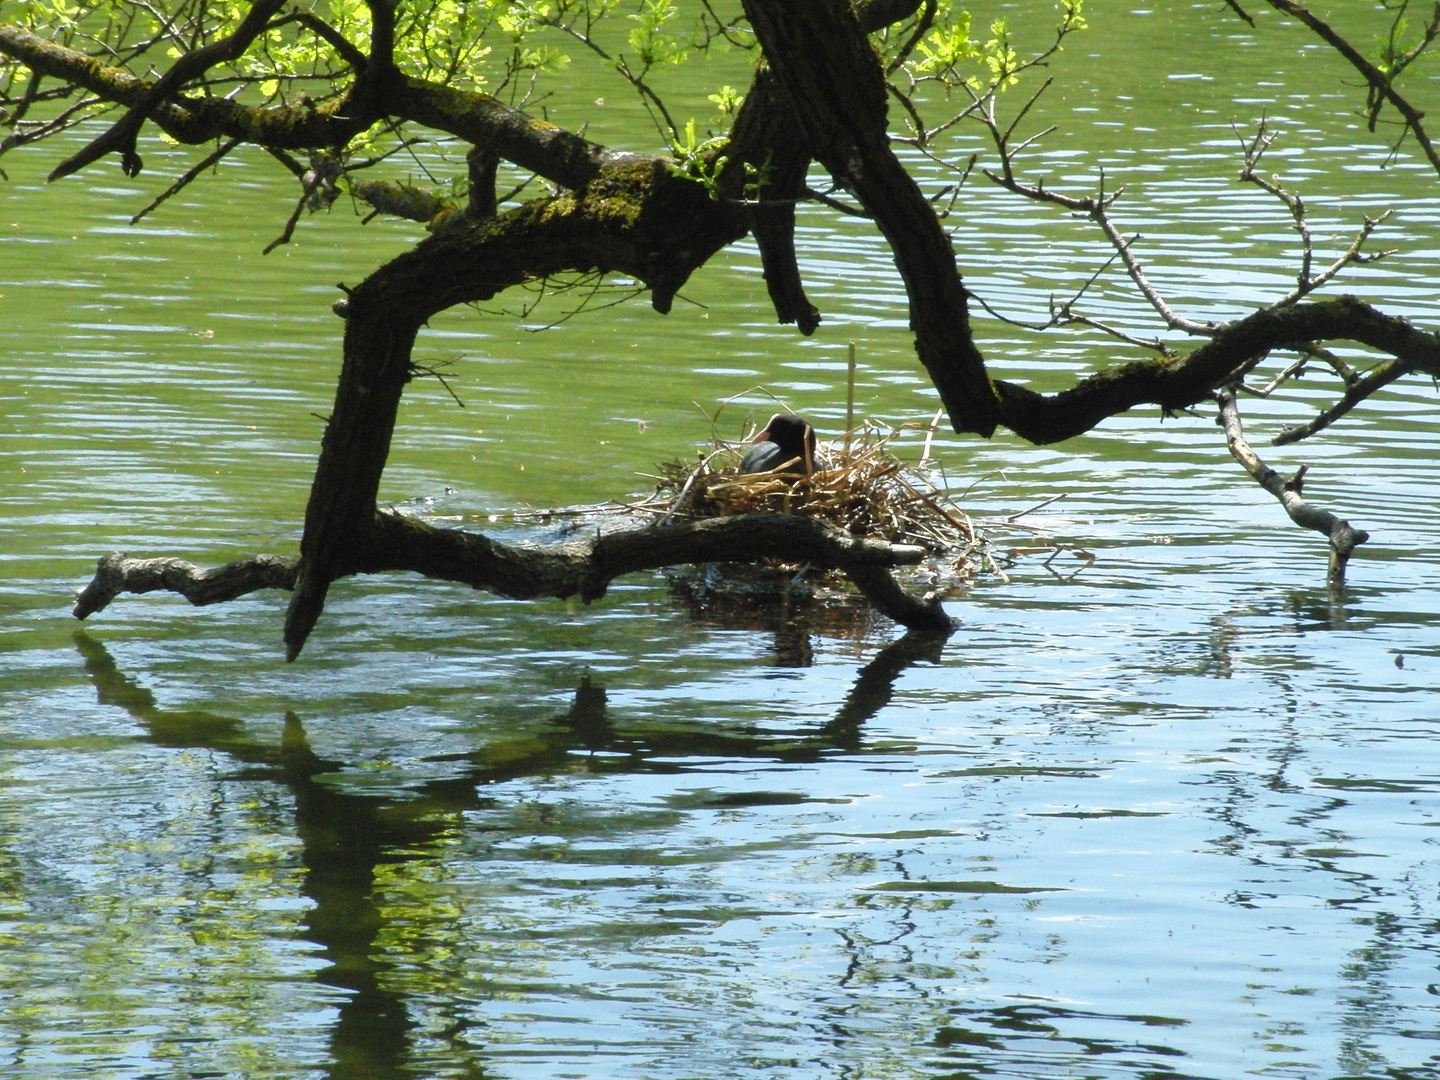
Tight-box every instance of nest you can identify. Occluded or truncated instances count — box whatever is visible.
[627,419,985,587]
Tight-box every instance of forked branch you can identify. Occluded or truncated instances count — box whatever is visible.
[49,0,289,180]
[1238,120,1396,306]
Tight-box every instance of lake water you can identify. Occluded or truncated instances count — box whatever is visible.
[3,3,1440,1078]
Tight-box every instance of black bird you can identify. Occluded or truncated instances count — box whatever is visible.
[739,413,819,475]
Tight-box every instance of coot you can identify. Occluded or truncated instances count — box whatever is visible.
[739,413,819,475]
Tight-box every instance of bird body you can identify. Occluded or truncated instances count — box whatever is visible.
[739,413,820,475]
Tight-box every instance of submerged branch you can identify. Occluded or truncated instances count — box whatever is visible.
[1215,389,1368,585]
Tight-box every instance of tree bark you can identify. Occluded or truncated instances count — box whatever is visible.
[77,513,954,634]
[725,64,821,334]
[284,163,750,658]
[992,295,1440,444]
[741,0,999,436]
[11,6,1440,652]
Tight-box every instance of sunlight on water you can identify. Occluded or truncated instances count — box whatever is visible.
[3,2,1440,1078]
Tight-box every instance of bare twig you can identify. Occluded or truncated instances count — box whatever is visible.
[1271,359,1410,445]
[883,0,938,75]
[1238,120,1396,305]
[131,137,241,223]
[1225,0,1257,26]
[263,187,313,254]
[1239,355,1308,396]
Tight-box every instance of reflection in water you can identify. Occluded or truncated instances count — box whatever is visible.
[280,718,429,1080]
[666,568,887,667]
[18,576,1438,1080]
[822,630,948,751]
[70,626,952,1079]
[76,633,428,1079]
[1287,587,1356,633]
[931,1003,1194,1079]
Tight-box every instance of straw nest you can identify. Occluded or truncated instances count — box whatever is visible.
[625,418,985,588]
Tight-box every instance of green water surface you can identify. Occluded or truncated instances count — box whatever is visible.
[3,4,1440,1078]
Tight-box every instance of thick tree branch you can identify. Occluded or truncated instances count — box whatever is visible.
[724,63,821,333]
[74,552,300,618]
[360,510,931,602]
[286,169,748,657]
[741,0,999,436]
[350,178,455,225]
[993,295,1440,444]
[0,23,648,191]
[49,0,288,180]
[0,21,355,151]
[393,76,649,191]
[75,513,953,634]
[841,565,952,632]
[1215,389,1368,584]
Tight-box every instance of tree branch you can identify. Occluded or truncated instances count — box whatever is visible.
[394,76,650,192]
[74,552,300,618]
[1215,388,1368,585]
[74,513,953,634]
[993,295,1440,444]
[48,0,288,180]
[1238,119,1395,305]
[284,170,749,656]
[1271,357,1412,445]
[724,63,821,333]
[131,137,242,223]
[1258,0,1440,177]
[269,10,367,72]
[741,0,998,436]
[0,22,649,193]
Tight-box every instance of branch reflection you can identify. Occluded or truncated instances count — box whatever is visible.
[72,623,949,1078]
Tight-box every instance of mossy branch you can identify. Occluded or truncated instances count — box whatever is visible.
[993,296,1440,445]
